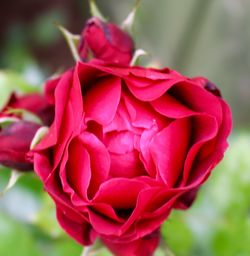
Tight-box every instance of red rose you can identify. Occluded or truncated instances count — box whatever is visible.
[0,93,54,171]
[78,17,134,65]
[34,61,232,255]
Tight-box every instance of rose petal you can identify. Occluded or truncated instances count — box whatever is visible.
[128,67,180,81]
[66,137,92,199]
[93,178,149,209]
[183,99,232,187]
[103,98,137,133]
[84,76,121,125]
[33,150,53,181]
[150,118,191,187]
[151,93,196,118]
[44,76,61,105]
[102,229,160,256]
[124,93,168,129]
[182,114,218,185]
[79,132,110,198]
[104,131,134,154]
[89,178,149,236]
[89,203,124,223]
[126,78,184,101]
[139,129,158,177]
[35,70,74,149]
[56,207,96,245]
[109,150,146,178]
[169,81,223,126]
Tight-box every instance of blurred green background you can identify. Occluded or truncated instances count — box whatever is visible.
[0,0,250,255]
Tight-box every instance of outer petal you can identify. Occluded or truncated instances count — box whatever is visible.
[102,229,160,256]
[44,76,61,105]
[151,93,196,118]
[182,114,218,185]
[126,78,184,101]
[56,206,96,245]
[169,81,223,126]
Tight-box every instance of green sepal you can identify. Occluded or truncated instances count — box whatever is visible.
[57,24,81,62]
[0,170,23,197]
[130,49,148,66]
[89,0,107,21]
[6,108,42,125]
[30,126,49,150]
[122,0,141,33]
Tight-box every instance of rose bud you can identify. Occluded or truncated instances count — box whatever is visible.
[8,93,54,126]
[34,62,232,256]
[191,77,221,97]
[0,91,54,171]
[78,17,134,65]
[0,121,40,171]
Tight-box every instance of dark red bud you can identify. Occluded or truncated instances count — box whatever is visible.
[204,81,221,97]
[78,17,134,65]
[8,93,54,126]
[0,121,40,171]
[191,77,221,97]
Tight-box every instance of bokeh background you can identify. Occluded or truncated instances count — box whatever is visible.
[0,0,250,255]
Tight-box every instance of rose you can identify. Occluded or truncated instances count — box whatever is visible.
[0,93,54,171]
[33,60,232,255]
[78,17,134,65]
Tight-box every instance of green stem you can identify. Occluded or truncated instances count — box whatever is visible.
[81,246,91,256]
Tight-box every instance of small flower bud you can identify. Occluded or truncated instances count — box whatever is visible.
[8,94,54,126]
[78,17,134,65]
[0,121,40,171]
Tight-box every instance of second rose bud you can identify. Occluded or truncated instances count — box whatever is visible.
[78,17,134,65]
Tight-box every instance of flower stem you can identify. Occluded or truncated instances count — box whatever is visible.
[81,246,92,256]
